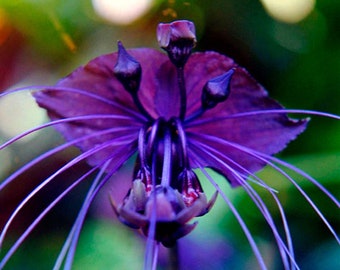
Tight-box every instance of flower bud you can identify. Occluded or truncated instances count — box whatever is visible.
[113,41,142,93]
[143,186,201,247]
[113,182,217,247]
[202,69,235,109]
[178,168,203,206]
[136,166,152,195]
[157,20,196,67]
[178,169,218,216]
[112,179,148,229]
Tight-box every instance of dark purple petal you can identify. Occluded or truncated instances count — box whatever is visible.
[152,60,180,118]
[33,49,167,168]
[184,52,236,114]
[183,52,308,186]
[33,47,307,186]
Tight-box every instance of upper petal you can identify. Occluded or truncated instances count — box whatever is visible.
[184,52,308,186]
[33,48,169,169]
[184,51,236,115]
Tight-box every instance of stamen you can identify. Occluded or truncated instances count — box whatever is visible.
[138,125,148,168]
[160,129,172,186]
[134,125,152,193]
[146,118,164,165]
[0,125,138,194]
[173,118,188,168]
[0,144,133,269]
[0,114,136,152]
[0,134,137,249]
[145,151,159,269]
[34,86,147,121]
[188,142,296,266]
[0,165,102,269]
[188,141,297,268]
[191,132,340,243]
[193,163,268,270]
[177,67,187,120]
[186,109,339,128]
[63,155,129,270]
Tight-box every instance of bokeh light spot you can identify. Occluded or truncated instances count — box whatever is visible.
[0,145,13,178]
[260,0,315,23]
[92,0,154,25]
[0,90,46,143]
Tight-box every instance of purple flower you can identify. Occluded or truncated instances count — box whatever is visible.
[0,20,339,270]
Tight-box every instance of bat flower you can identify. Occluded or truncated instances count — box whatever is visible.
[0,20,339,270]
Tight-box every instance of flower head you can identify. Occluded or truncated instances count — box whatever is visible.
[157,20,196,67]
[1,20,339,270]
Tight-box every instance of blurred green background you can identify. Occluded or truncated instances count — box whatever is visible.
[0,0,339,269]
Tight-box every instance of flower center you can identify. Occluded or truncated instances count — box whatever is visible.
[137,117,192,196]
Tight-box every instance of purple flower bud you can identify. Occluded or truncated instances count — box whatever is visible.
[202,68,235,109]
[112,179,148,229]
[144,186,184,220]
[157,20,196,67]
[143,186,208,247]
[113,41,142,93]
[178,168,203,206]
[113,182,216,247]
[135,166,152,195]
